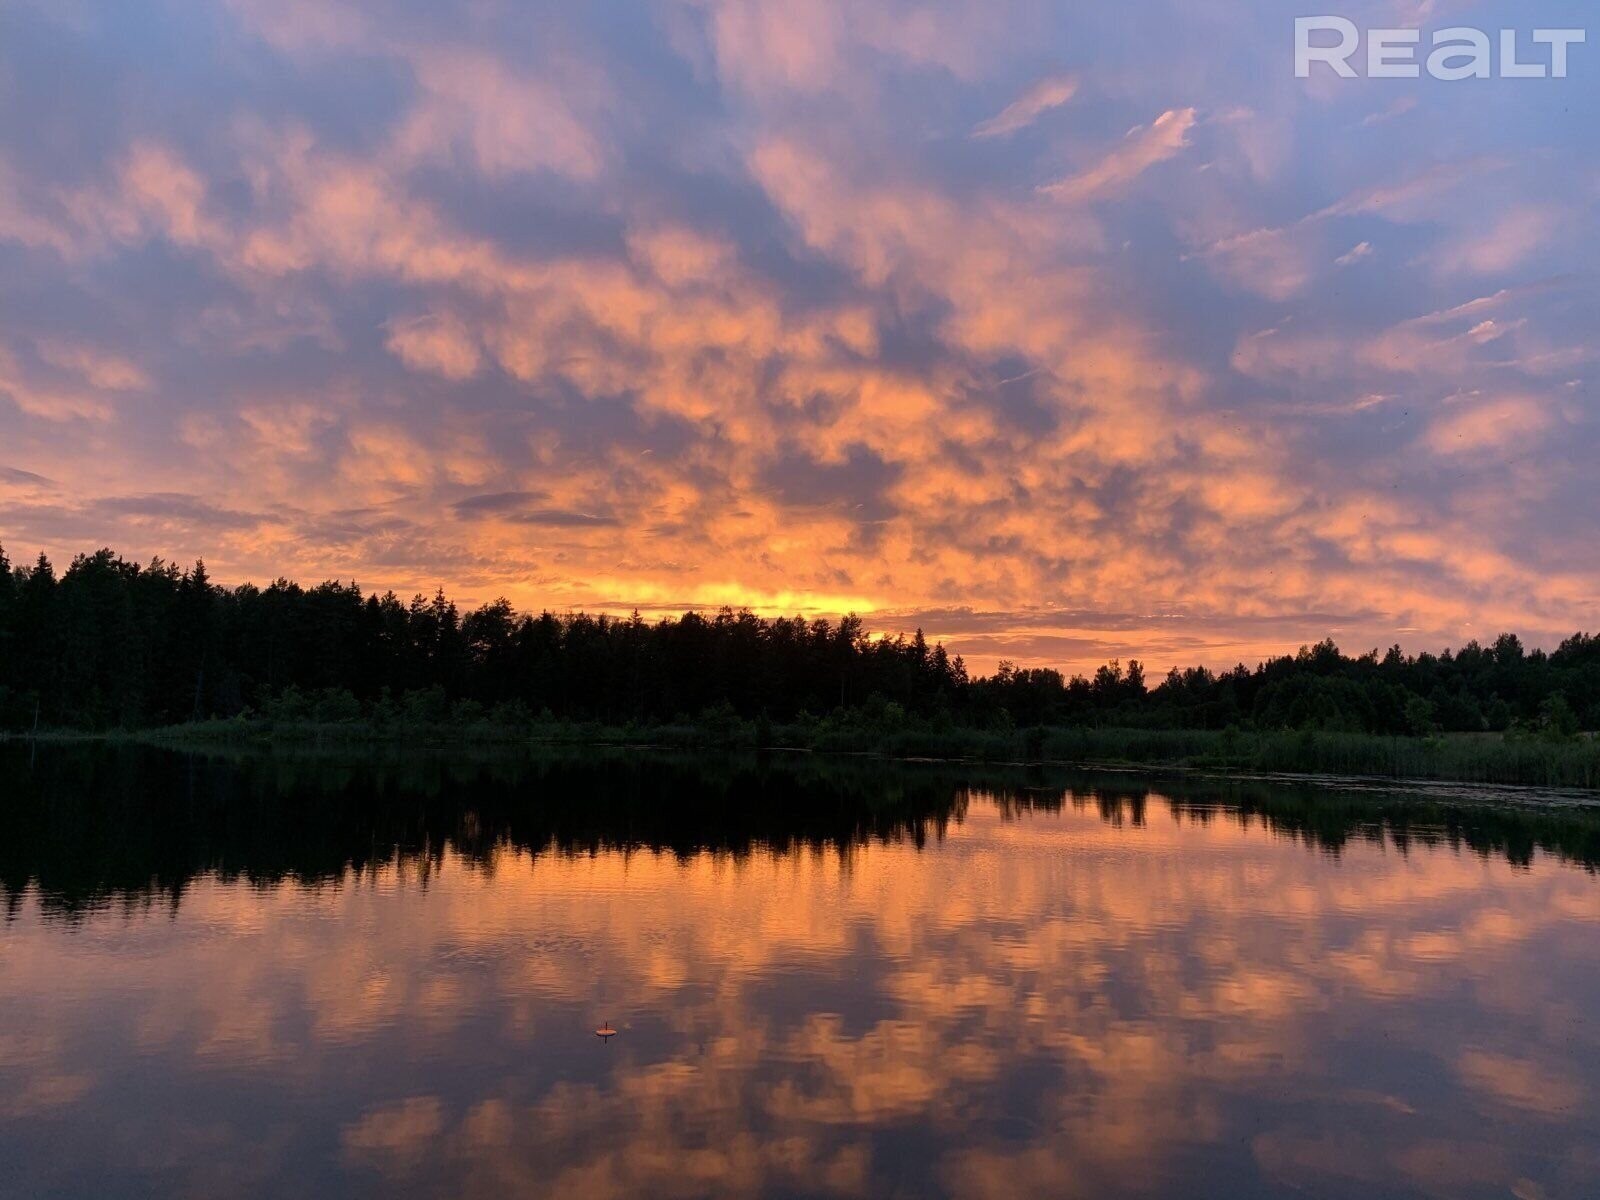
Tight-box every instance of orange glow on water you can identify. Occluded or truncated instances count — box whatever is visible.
[6,788,1598,1197]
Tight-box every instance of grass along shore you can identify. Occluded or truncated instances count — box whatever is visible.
[11,711,1599,791]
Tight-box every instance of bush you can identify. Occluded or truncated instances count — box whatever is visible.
[311,688,361,724]
[403,687,451,725]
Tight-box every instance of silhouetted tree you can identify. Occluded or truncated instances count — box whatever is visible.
[1,542,1597,735]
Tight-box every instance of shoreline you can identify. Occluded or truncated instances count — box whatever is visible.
[8,721,1599,798]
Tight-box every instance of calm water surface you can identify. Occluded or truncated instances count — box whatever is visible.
[2,747,1598,1198]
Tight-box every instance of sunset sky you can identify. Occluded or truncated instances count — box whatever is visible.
[1,0,1594,673]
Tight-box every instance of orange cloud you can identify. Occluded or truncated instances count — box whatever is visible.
[0,0,1595,674]
[1424,394,1553,457]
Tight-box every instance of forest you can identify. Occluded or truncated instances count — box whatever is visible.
[1,544,1597,740]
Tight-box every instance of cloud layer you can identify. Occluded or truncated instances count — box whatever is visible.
[0,0,1595,671]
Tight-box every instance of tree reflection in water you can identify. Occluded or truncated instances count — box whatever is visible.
[1,745,1597,1199]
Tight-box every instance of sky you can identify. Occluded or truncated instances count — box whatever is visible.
[0,0,1595,674]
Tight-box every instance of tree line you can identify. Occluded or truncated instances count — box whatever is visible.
[1,544,1596,736]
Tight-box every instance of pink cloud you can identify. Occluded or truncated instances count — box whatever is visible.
[0,0,1595,675]
[972,73,1078,139]
[385,314,482,381]
[1424,394,1554,457]
[1039,108,1197,203]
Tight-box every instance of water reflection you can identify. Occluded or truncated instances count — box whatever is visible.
[1,746,1597,1198]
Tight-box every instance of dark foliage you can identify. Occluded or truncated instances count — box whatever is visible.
[1,544,1596,736]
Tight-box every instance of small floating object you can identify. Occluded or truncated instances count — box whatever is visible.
[595,1021,617,1040]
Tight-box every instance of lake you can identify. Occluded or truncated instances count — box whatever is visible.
[2,745,1598,1198]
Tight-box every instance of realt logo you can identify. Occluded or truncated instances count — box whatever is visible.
[1296,18,1586,79]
